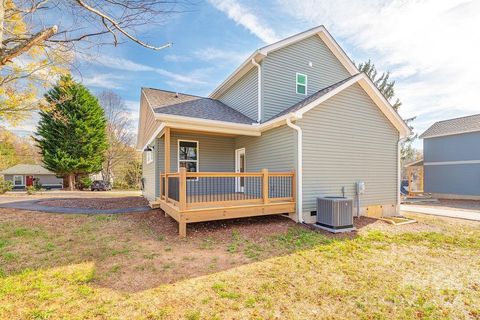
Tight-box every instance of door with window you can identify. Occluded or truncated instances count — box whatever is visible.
[235,148,245,192]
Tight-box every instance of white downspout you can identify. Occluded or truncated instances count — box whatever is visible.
[397,137,407,215]
[286,115,303,223]
[251,58,262,123]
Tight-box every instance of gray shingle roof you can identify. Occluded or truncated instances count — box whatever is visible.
[143,88,255,124]
[142,88,199,108]
[0,164,54,175]
[419,113,480,139]
[143,74,360,125]
[267,74,359,121]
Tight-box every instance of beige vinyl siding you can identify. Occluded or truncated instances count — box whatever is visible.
[261,34,351,121]
[137,93,161,149]
[235,125,296,172]
[218,67,258,121]
[34,175,63,185]
[3,174,62,186]
[299,83,399,222]
[142,138,158,201]
[156,136,164,197]
[169,133,235,172]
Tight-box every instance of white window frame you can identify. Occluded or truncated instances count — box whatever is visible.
[13,175,24,186]
[296,72,307,95]
[146,149,153,164]
[178,139,199,180]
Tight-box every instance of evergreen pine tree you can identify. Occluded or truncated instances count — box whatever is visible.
[35,75,108,190]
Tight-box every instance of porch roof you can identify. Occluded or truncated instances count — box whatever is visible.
[142,88,255,125]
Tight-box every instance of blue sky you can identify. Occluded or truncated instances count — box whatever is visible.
[8,0,480,149]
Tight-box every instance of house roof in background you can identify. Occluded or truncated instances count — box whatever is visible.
[142,88,255,124]
[0,164,54,175]
[419,113,480,139]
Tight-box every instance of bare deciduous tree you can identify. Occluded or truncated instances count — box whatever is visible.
[0,0,187,124]
[97,90,135,183]
[0,0,183,66]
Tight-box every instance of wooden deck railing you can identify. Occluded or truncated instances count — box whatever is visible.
[160,168,295,211]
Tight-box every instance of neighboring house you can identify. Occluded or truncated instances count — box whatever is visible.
[0,164,63,190]
[137,25,411,236]
[419,113,480,199]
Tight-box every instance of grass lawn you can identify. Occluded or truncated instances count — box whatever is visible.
[0,208,479,319]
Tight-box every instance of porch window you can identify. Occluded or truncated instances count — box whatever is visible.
[296,73,307,95]
[178,140,199,175]
[13,175,23,186]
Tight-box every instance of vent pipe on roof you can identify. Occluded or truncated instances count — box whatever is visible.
[251,58,262,123]
[175,92,179,98]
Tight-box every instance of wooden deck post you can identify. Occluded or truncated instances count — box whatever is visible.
[262,168,269,204]
[291,170,296,202]
[164,127,170,201]
[179,167,187,211]
[179,220,187,238]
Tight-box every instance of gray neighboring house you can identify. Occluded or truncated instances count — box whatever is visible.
[0,164,63,190]
[419,113,480,199]
[136,25,411,235]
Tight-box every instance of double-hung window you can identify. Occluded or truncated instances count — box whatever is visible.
[296,73,307,95]
[13,175,23,186]
[178,140,198,175]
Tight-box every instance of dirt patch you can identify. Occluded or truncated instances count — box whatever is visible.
[37,196,148,210]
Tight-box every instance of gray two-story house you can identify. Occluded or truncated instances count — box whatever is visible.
[136,25,411,236]
[419,113,480,199]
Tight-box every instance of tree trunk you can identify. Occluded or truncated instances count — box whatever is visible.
[0,0,5,51]
[68,174,75,191]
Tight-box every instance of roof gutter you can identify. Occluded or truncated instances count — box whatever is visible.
[286,113,304,223]
[251,58,262,123]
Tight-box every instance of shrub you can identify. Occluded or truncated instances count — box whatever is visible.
[33,178,43,191]
[77,176,93,190]
[26,186,36,195]
[113,179,130,190]
[0,178,13,194]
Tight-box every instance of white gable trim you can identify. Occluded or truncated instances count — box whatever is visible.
[258,26,358,75]
[209,25,358,99]
[289,73,410,137]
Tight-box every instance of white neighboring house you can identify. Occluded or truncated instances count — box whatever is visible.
[0,164,63,190]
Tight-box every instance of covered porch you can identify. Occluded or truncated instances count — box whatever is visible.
[150,127,296,237]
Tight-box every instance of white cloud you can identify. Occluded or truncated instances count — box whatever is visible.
[278,0,480,144]
[78,53,208,85]
[208,0,279,43]
[81,74,124,89]
[194,47,250,63]
[124,100,139,111]
[164,54,192,62]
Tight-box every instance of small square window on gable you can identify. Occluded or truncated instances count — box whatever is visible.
[296,73,307,95]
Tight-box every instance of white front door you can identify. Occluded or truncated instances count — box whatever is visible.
[235,148,245,192]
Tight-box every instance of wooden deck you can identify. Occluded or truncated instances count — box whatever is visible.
[153,168,296,237]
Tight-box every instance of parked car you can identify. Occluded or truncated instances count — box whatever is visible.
[91,180,112,191]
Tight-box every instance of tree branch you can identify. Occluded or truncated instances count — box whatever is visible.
[73,0,172,51]
[0,25,58,66]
